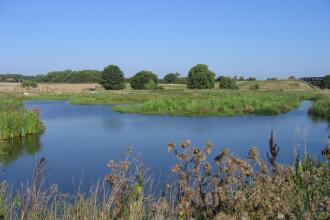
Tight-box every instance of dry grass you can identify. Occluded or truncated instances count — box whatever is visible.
[0,133,329,219]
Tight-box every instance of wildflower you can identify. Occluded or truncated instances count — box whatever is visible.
[204,141,213,154]
[181,140,192,148]
[107,160,115,168]
[167,142,176,151]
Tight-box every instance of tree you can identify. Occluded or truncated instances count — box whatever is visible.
[21,80,37,88]
[163,72,179,84]
[186,64,215,89]
[321,75,330,89]
[218,76,238,89]
[100,65,125,90]
[130,71,158,90]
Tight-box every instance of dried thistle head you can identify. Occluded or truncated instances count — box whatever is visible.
[171,164,182,173]
[107,160,116,168]
[215,148,230,163]
[177,153,189,161]
[167,142,176,151]
[193,148,201,155]
[248,146,259,160]
[105,174,117,185]
[120,161,130,171]
[204,141,214,154]
[181,140,192,149]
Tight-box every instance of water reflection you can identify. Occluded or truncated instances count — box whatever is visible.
[0,135,42,166]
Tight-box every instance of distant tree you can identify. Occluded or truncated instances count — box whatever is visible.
[21,80,37,88]
[175,77,187,84]
[130,71,158,90]
[247,77,257,81]
[100,65,125,90]
[187,64,215,89]
[320,75,330,89]
[238,76,245,81]
[163,72,179,84]
[288,76,296,80]
[218,76,238,89]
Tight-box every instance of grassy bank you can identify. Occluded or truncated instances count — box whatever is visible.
[113,91,319,116]
[0,92,44,140]
[24,89,321,116]
[0,136,329,219]
[309,95,330,120]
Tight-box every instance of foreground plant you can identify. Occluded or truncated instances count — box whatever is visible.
[0,132,329,219]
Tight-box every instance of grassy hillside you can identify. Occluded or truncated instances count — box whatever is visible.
[236,79,315,91]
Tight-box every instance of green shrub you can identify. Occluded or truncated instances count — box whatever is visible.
[320,75,330,89]
[186,64,215,89]
[130,71,158,90]
[100,65,125,90]
[250,83,260,90]
[218,76,238,89]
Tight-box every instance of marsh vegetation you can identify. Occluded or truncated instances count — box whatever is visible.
[0,92,44,140]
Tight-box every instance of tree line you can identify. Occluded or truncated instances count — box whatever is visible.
[1,65,329,89]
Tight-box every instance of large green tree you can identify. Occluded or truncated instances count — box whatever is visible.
[100,65,125,90]
[163,72,179,84]
[130,71,158,90]
[321,75,330,89]
[186,64,215,89]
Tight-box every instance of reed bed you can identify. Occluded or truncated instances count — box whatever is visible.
[113,91,318,116]
[26,90,320,116]
[0,133,329,219]
[309,96,330,120]
[0,93,44,140]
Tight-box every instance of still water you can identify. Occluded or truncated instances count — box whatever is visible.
[0,100,328,192]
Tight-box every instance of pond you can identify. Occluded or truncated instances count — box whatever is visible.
[0,100,328,192]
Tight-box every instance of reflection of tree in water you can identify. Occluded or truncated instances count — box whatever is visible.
[0,135,41,166]
[322,125,330,161]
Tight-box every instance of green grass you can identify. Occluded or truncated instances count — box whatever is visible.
[112,91,319,116]
[0,92,44,140]
[308,95,330,120]
[23,89,322,117]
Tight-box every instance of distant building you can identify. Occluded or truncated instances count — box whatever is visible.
[299,77,324,86]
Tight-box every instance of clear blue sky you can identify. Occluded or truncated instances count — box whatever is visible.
[0,0,329,78]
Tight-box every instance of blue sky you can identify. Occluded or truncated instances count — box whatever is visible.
[0,0,329,78]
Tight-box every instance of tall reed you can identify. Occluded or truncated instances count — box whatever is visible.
[0,93,44,140]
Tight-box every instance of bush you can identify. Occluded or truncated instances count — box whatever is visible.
[218,76,238,89]
[21,80,37,88]
[250,83,260,90]
[187,64,215,89]
[130,71,158,90]
[163,73,179,84]
[100,65,125,90]
[320,75,330,89]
